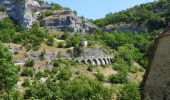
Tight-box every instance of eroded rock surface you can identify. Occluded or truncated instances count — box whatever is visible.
[40,10,98,33]
[0,0,40,28]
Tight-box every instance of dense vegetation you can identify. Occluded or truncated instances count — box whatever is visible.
[0,18,54,50]
[0,44,18,98]
[94,0,170,31]
[0,0,169,99]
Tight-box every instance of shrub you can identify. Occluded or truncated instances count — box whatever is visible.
[45,36,54,46]
[58,68,72,80]
[0,6,6,12]
[129,66,139,73]
[51,2,62,10]
[34,71,44,80]
[57,42,65,48]
[53,60,61,67]
[24,59,35,67]
[95,73,105,81]
[22,78,30,87]
[109,71,128,84]
[87,65,93,72]
[118,81,140,100]
[39,51,45,60]
[59,75,112,100]
[3,88,22,100]
[21,67,34,77]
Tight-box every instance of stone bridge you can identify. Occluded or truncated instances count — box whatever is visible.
[75,55,114,65]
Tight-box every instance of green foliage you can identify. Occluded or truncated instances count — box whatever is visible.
[21,67,34,77]
[58,68,72,80]
[0,6,6,12]
[94,0,169,30]
[87,65,94,72]
[24,59,35,67]
[46,36,54,46]
[118,81,140,100]
[109,71,128,84]
[53,60,61,67]
[51,2,62,10]
[39,50,45,60]
[0,44,18,92]
[116,44,142,65]
[59,75,112,100]
[73,10,77,15]
[0,18,53,50]
[38,10,53,20]
[95,73,105,81]
[22,78,30,87]
[3,88,22,100]
[24,75,112,100]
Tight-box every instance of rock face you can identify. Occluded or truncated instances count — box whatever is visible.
[141,27,170,100]
[0,0,40,28]
[40,10,98,33]
[104,22,147,32]
[0,0,98,32]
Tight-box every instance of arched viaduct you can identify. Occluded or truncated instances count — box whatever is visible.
[74,55,114,65]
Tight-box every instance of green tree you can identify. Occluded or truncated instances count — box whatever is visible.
[0,44,18,92]
[118,81,140,100]
[58,68,72,80]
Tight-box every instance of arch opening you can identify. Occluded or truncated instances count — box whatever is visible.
[81,60,86,64]
[87,59,92,64]
[103,58,108,65]
[98,58,104,65]
[93,59,98,65]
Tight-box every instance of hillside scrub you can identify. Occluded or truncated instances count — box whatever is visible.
[94,0,169,31]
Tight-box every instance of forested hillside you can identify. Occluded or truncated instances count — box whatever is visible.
[0,0,169,99]
[94,0,170,31]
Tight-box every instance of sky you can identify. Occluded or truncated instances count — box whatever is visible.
[45,0,156,19]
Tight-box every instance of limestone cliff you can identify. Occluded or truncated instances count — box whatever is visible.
[0,0,98,33]
[0,0,40,28]
[40,10,98,33]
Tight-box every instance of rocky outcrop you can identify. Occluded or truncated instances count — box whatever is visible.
[0,11,8,20]
[40,10,98,33]
[0,0,98,33]
[104,22,147,32]
[0,0,40,28]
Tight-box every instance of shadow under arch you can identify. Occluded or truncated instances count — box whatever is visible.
[87,59,92,64]
[81,60,86,64]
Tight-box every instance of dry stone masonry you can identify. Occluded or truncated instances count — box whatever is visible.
[141,27,170,100]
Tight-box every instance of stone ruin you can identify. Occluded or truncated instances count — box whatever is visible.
[74,39,114,65]
[141,27,170,100]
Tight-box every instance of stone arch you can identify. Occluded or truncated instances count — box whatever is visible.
[110,58,114,63]
[103,58,108,65]
[107,58,111,64]
[87,59,92,64]
[99,58,105,65]
[81,60,86,64]
[76,60,80,63]
[93,59,97,65]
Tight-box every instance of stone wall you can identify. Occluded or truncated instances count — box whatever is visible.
[141,35,170,100]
